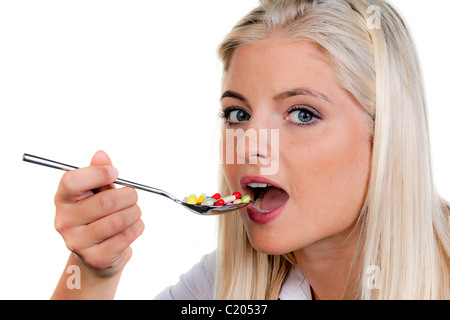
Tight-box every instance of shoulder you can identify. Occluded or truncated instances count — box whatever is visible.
[154,250,312,300]
[153,251,216,300]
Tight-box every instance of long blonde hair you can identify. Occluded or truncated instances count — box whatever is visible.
[215,0,450,299]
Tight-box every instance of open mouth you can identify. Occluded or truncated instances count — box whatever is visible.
[246,182,290,213]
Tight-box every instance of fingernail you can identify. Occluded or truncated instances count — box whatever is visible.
[108,167,118,179]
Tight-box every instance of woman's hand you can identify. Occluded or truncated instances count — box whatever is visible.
[54,150,145,278]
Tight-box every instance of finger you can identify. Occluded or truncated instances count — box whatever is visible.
[90,151,116,193]
[80,204,142,247]
[56,165,119,203]
[81,220,145,270]
[90,150,113,167]
[72,187,138,225]
[98,219,145,255]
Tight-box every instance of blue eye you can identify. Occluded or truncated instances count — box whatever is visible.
[230,109,251,122]
[220,107,251,125]
[285,107,319,126]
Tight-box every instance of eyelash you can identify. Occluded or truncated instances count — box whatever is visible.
[218,105,321,126]
[218,107,248,126]
[284,105,322,126]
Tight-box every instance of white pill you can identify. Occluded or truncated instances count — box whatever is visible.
[201,198,215,206]
[221,195,236,204]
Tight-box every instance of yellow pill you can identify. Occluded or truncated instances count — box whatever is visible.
[186,194,198,205]
[197,194,206,204]
[232,199,242,205]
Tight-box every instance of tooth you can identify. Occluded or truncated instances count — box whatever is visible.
[247,182,270,188]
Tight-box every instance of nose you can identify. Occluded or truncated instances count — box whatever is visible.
[234,127,278,165]
[235,128,264,164]
[220,108,280,175]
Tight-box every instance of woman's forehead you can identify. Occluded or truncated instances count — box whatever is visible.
[222,39,339,100]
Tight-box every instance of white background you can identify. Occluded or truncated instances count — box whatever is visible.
[0,0,448,299]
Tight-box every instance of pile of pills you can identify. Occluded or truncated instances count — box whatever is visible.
[184,192,251,206]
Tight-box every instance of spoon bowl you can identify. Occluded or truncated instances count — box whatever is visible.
[180,201,250,215]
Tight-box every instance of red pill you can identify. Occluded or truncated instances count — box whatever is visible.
[232,191,241,199]
[214,199,225,206]
[211,193,221,200]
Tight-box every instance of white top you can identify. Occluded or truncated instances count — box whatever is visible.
[154,251,312,300]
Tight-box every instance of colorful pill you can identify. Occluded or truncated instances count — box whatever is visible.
[186,194,198,205]
[221,195,236,203]
[214,199,225,206]
[201,198,215,206]
[197,194,207,204]
[186,192,247,206]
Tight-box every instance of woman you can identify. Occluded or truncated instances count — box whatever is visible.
[51,0,449,299]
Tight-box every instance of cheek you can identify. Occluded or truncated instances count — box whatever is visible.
[283,120,371,233]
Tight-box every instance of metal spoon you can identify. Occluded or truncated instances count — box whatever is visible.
[22,153,250,215]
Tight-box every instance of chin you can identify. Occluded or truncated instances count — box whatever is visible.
[244,228,302,256]
[242,217,323,257]
[248,240,297,256]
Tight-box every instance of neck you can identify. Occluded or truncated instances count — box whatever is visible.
[294,225,361,300]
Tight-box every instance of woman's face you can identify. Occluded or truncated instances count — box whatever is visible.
[220,38,372,254]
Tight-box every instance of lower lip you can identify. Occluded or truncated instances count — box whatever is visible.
[246,202,287,224]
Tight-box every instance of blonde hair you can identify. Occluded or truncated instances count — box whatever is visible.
[215,0,450,299]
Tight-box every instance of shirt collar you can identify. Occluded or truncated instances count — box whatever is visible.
[278,264,312,300]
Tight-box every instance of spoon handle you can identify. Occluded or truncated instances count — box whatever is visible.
[22,153,180,203]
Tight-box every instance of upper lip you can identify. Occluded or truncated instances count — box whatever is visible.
[240,175,287,201]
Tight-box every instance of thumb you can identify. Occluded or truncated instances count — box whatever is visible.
[89,150,116,193]
[90,150,113,167]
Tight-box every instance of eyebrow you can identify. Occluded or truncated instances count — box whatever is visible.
[220,87,331,104]
[274,87,331,103]
[220,90,248,103]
